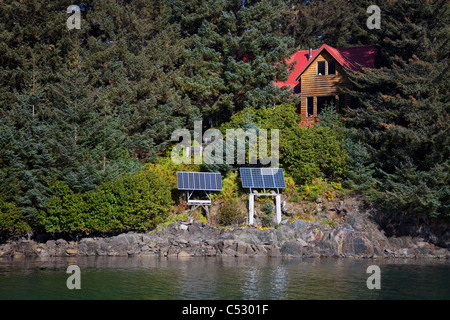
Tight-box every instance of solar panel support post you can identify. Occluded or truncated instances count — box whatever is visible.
[248,193,254,225]
[186,190,212,223]
[275,194,281,224]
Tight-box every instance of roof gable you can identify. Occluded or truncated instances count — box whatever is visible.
[274,44,377,89]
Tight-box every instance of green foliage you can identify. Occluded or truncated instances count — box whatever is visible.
[0,0,448,237]
[39,169,173,233]
[261,202,274,215]
[220,104,347,184]
[212,171,240,202]
[221,103,301,152]
[260,201,274,227]
[317,103,344,129]
[0,199,31,238]
[172,0,297,123]
[145,156,201,191]
[344,139,377,191]
[282,125,347,185]
[220,103,300,168]
[216,200,245,226]
[201,139,233,174]
[298,178,343,202]
[344,0,449,219]
[369,162,449,219]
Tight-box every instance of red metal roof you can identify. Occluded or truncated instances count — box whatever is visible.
[274,44,377,90]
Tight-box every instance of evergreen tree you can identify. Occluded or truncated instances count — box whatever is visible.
[345,0,449,218]
[170,0,297,125]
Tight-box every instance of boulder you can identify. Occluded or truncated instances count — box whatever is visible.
[342,233,374,257]
[66,249,78,256]
[46,240,56,249]
[280,241,303,257]
[297,238,308,247]
[56,239,68,246]
[178,250,191,258]
[292,219,307,231]
[236,241,250,255]
[266,245,281,258]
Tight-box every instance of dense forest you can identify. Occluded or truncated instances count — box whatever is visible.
[0,0,448,240]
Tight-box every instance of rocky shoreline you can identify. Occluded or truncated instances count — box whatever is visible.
[1,216,449,259]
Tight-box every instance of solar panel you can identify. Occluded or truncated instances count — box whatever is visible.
[239,167,286,189]
[177,172,222,191]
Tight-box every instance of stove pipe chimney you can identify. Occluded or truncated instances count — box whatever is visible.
[309,48,312,60]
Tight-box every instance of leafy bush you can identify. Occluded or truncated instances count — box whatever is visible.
[39,168,174,233]
[221,103,301,159]
[261,201,274,215]
[220,104,347,185]
[211,171,241,202]
[282,126,347,185]
[216,200,245,226]
[260,201,274,227]
[297,178,343,202]
[0,199,31,238]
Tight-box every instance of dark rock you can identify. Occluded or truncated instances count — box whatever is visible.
[280,241,303,257]
[256,230,277,244]
[266,245,281,258]
[56,239,68,246]
[46,240,56,248]
[342,233,374,257]
[292,219,307,230]
[188,224,200,233]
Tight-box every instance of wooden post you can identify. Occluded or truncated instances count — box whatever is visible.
[248,193,254,225]
[275,194,281,224]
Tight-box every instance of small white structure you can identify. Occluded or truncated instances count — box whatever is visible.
[240,168,286,225]
[177,172,222,222]
[247,190,282,225]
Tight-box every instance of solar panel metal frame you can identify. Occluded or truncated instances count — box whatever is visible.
[177,172,222,191]
[239,167,286,189]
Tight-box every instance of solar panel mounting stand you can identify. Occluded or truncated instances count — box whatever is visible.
[248,189,282,225]
[239,168,286,226]
[177,172,223,223]
[185,190,211,222]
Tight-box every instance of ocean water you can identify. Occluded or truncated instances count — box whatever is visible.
[0,256,448,300]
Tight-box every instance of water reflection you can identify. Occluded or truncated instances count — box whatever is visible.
[0,256,449,300]
[269,265,288,299]
[242,267,260,299]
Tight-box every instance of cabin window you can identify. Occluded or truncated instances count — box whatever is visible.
[338,94,346,112]
[317,61,325,76]
[307,97,314,117]
[317,96,335,116]
[328,61,336,75]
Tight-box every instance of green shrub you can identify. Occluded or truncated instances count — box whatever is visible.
[0,199,31,238]
[298,178,343,202]
[216,200,245,226]
[211,171,240,202]
[261,202,274,215]
[260,201,274,227]
[220,104,347,185]
[39,168,174,233]
[282,126,347,185]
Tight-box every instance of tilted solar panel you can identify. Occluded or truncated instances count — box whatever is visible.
[177,172,222,191]
[239,167,286,189]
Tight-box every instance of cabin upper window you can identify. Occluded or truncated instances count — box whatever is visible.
[328,61,336,75]
[317,61,325,76]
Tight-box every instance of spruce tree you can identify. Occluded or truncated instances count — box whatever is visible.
[345,0,449,219]
[170,0,297,125]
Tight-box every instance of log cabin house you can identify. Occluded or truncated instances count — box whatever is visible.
[274,44,378,126]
